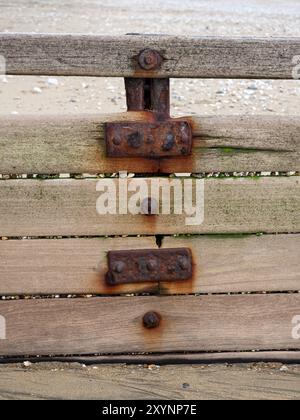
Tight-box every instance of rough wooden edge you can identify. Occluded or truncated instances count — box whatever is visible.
[0,113,299,174]
[1,33,299,78]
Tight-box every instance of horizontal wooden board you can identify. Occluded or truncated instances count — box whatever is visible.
[0,114,299,174]
[0,177,299,237]
[0,237,158,296]
[161,234,300,294]
[0,235,299,295]
[1,34,299,78]
[0,294,299,356]
[1,363,300,400]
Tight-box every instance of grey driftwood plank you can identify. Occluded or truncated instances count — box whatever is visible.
[0,34,299,79]
[0,294,299,356]
[0,177,298,237]
[0,234,299,295]
[0,363,300,400]
[0,114,299,174]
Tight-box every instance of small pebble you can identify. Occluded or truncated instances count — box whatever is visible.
[47,77,59,86]
[32,87,42,94]
[23,361,32,367]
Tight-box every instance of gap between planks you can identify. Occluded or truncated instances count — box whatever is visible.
[2,351,300,365]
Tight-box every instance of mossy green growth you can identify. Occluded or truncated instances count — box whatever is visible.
[219,147,259,154]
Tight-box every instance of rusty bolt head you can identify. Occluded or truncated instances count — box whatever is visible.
[113,137,122,146]
[178,255,189,271]
[181,147,188,155]
[143,311,161,329]
[112,261,126,273]
[141,197,158,215]
[127,131,143,149]
[138,49,162,71]
[147,259,159,272]
[162,133,175,151]
[167,263,177,274]
[105,271,117,286]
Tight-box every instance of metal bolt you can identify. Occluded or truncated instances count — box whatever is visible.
[138,49,162,71]
[162,133,175,151]
[112,261,126,273]
[147,259,158,272]
[127,131,143,148]
[141,197,158,215]
[105,271,117,286]
[167,263,177,273]
[143,311,161,329]
[112,137,122,146]
[178,255,189,270]
[181,147,188,155]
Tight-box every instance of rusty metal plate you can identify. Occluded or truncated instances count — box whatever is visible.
[105,120,192,158]
[106,248,193,286]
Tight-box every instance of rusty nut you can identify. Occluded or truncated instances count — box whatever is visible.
[143,311,161,329]
[138,49,162,71]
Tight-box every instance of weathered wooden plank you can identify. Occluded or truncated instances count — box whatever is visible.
[0,235,299,295]
[1,34,299,78]
[0,363,300,400]
[0,294,299,356]
[0,237,159,296]
[0,114,299,174]
[161,234,300,294]
[0,177,298,237]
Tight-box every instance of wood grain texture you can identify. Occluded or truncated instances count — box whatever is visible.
[0,177,298,237]
[0,235,299,295]
[161,234,300,294]
[0,294,299,356]
[1,34,299,78]
[1,363,300,400]
[0,114,299,174]
[0,237,159,296]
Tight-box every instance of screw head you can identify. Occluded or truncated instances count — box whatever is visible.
[147,259,159,272]
[162,133,175,151]
[178,255,189,270]
[138,49,162,71]
[127,131,143,148]
[112,137,122,146]
[143,311,161,329]
[112,261,126,274]
[105,271,117,286]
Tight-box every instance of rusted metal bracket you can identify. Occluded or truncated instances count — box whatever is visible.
[106,248,193,286]
[105,50,192,159]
